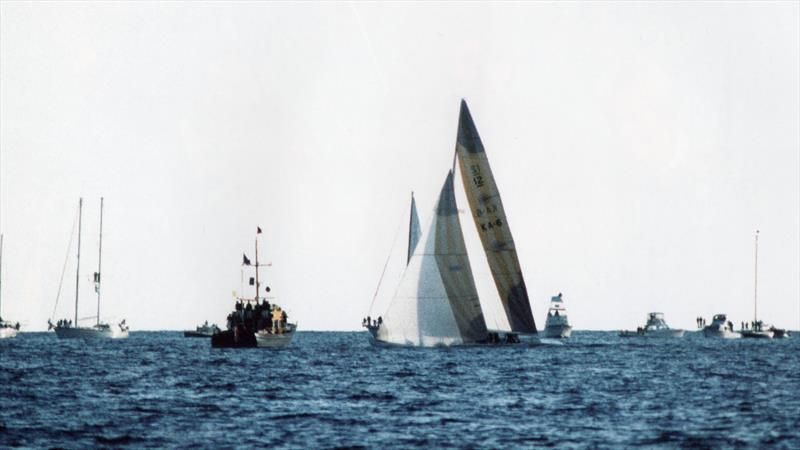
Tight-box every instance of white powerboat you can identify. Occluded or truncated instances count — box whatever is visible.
[544,293,572,338]
[620,312,684,338]
[700,314,741,339]
[184,321,221,337]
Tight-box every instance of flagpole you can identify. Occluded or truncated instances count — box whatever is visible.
[254,235,259,304]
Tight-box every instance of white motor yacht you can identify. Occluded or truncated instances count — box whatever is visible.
[700,314,741,339]
[543,293,572,338]
[620,312,684,338]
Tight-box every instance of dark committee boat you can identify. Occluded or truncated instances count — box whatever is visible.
[211,228,296,348]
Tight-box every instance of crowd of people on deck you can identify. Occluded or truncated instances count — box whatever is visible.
[362,316,382,328]
[0,316,21,330]
[55,319,72,328]
[741,320,765,331]
[227,299,289,334]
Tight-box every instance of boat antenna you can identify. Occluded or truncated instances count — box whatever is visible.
[96,197,103,326]
[753,229,759,322]
[75,198,83,326]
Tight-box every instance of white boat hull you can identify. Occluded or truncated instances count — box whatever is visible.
[255,329,295,348]
[702,328,741,339]
[544,324,572,339]
[0,327,18,339]
[741,330,774,339]
[54,326,129,340]
[367,327,542,347]
[620,329,685,338]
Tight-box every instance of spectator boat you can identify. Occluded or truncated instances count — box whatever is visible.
[619,312,684,338]
[543,293,572,339]
[211,227,296,348]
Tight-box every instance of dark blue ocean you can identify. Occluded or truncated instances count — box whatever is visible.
[2,331,799,448]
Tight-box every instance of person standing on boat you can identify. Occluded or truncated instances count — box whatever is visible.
[272,307,282,334]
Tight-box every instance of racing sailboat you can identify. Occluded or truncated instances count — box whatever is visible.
[366,100,538,346]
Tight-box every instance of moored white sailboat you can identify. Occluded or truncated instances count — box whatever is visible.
[366,100,540,346]
[739,230,791,339]
[50,198,129,340]
[0,234,21,339]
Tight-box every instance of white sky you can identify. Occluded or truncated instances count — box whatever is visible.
[1,2,798,331]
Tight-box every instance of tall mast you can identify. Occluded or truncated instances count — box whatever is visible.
[75,198,83,325]
[254,236,260,303]
[96,197,103,325]
[753,229,759,322]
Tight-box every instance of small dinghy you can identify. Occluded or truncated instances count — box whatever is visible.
[620,312,684,338]
[184,321,220,338]
[769,327,790,339]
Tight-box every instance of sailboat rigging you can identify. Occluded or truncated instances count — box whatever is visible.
[50,198,129,339]
[366,100,539,346]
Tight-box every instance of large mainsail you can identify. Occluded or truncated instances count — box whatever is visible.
[455,100,537,333]
[378,172,489,346]
[434,171,489,342]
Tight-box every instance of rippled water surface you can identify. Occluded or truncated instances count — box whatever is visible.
[2,331,799,448]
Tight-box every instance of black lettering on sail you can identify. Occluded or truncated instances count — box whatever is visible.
[455,99,537,334]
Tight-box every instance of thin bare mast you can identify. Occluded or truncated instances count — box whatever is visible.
[97,197,104,326]
[75,198,83,326]
[753,230,759,322]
